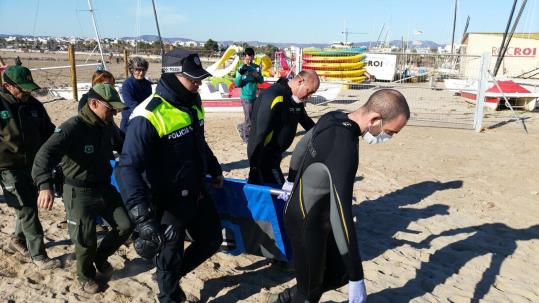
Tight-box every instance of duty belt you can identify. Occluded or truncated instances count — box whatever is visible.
[64,177,108,188]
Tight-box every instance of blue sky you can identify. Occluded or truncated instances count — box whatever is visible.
[1,0,538,44]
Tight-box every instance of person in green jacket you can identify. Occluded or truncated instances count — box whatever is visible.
[32,83,133,294]
[0,65,61,270]
[235,47,264,143]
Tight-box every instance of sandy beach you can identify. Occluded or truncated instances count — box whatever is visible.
[1,61,539,302]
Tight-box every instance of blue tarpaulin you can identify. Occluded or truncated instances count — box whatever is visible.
[207,178,292,262]
[110,161,292,262]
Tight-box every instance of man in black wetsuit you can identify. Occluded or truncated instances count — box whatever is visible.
[247,70,319,186]
[265,89,410,303]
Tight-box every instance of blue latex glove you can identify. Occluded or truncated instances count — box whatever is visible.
[349,280,367,303]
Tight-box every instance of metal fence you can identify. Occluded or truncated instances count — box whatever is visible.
[302,51,490,131]
[380,52,484,130]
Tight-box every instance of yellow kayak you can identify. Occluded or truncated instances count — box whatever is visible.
[303,61,365,71]
[303,48,366,55]
[348,76,367,82]
[321,76,367,83]
[302,54,365,63]
[317,69,366,77]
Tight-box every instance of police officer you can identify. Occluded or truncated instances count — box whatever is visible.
[0,65,60,269]
[247,70,319,186]
[266,89,410,303]
[32,83,133,294]
[116,49,224,303]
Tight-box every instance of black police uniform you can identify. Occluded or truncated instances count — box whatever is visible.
[117,51,223,303]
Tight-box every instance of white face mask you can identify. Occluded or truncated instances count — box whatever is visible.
[363,120,393,144]
[291,82,304,103]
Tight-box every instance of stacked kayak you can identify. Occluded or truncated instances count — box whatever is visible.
[302,47,367,82]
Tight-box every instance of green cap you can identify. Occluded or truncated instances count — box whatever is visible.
[3,65,40,92]
[88,83,126,110]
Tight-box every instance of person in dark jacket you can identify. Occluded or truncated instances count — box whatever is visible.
[120,57,152,131]
[32,84,133,294]
[247,70,319,186]
[116,48,224,303]
[0,65,60,269]
[264,89,410,303]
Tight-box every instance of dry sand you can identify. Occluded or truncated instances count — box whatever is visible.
[1,58,539,302]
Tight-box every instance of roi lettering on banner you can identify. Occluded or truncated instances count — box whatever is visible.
[491,47,537,57]
[364,54,397,81]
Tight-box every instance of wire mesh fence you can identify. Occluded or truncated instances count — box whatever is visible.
[303,51,486,130]
[2,47,534,132]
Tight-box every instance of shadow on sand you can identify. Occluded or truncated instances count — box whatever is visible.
[354,180,462,262]
[368,223,539,302]
[200,258,294,302]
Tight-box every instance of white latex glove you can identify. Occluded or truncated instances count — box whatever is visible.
[277,191,290,201]
[349,280,367,303]
[281,181,294,192]
[277,181,294,201]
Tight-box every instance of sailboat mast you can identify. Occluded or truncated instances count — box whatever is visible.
[151,0,165,56]
[87,0,107,70]
[494,0,528,76]
[450,0,458,54]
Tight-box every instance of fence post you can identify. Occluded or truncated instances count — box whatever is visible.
[0,56,5,86]
[123,49,129,79]
[68,44,78,101]
[473,52,490,132]
[295,47,302,75]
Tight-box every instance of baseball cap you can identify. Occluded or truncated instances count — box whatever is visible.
[87,83,126,110]
[161,48,211,81]
[3,65,40,92]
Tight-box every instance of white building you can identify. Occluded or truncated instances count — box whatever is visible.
[177,40,198,48]
[460,32,539,78]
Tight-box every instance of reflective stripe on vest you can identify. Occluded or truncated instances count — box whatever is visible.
[131,93,205,138]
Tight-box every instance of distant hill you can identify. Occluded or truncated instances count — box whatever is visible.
[110,35,444,49]
[354,40,442,49]
[1,34,443,49]
[120,35,191,43]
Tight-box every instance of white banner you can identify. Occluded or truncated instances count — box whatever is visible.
[364,53,397,81]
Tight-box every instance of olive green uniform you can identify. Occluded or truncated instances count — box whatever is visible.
[32,104,133,282]
[0,91,54,259]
